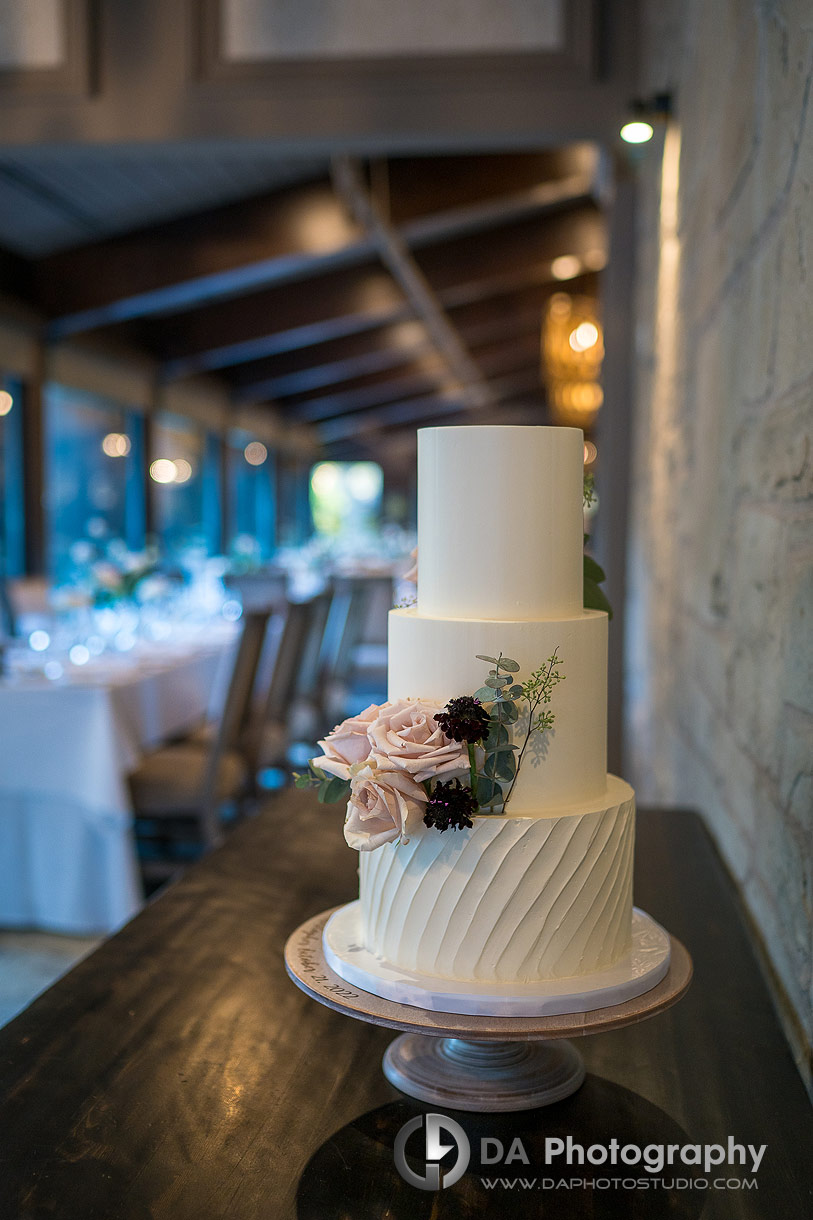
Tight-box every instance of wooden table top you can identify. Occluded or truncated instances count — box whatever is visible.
[0,793,810,1219]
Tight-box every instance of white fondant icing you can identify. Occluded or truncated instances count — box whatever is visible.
[388,606,608,812]
[417,425,584,620]
[360,778,635,984]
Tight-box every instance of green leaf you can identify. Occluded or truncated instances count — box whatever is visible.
[485,723,509,750]
[294,774,311,789]
[476,777,503,807]
[485,674,510,689]
[495,752,517,781]
[499,657,520,672]
[475,654,498,664]
[506,684,524,699]
[474,686,495,702]
[583,553,607,584]
[584,577,613,619]
[319,776,351,803]
[497,700,519,724]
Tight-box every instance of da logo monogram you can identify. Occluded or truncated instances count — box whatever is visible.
[393,1113,470,1190]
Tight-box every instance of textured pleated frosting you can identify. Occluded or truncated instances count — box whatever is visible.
[360,780,635,983]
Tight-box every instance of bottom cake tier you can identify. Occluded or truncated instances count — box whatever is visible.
[359,775,635,985]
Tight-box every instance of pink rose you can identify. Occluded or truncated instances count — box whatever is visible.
[367,699,467,783]
[312,703,381,780]
[344,761,427,851]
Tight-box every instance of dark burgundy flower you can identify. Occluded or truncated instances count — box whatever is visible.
[423,779,477,832]
[435,696,490,744]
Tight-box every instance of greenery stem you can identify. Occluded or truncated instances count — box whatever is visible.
[502,650,559,808]
[467,742,478,800]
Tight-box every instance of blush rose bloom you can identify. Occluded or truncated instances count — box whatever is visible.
[367,698,468,783]
[312,703,382,780]
[343,761,427,851]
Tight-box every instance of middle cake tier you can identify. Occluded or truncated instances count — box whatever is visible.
[388,606,608,813]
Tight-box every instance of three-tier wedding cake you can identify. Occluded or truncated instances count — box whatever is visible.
[308,425,639,1005]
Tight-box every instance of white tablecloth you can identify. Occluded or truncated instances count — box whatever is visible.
[0,636,234,935]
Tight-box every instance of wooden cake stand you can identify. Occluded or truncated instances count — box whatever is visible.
[285,908,693,1113]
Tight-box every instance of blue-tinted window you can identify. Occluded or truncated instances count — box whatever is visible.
[149,412,220,560]
[44,383,145,581]
[309,461,383,538]
[226,430,276,563]
[0,375,24,577]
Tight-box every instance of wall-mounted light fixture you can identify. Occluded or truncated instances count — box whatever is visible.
[620,92,672,144]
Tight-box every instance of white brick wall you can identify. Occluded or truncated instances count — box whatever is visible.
[629,0,813,1091]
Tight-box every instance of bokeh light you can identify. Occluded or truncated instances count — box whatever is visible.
[149,459,177,484]
[620,121,654,144]
[244,441,268,466]
[102,432,131,457]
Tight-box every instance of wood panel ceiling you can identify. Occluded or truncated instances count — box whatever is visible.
[4,145,606,460]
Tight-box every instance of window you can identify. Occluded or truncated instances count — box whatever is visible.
[0,375,24,577]
[149,413,220,560]
[309,461,383,538]
[44,383,144,581]
[225,430,276,563]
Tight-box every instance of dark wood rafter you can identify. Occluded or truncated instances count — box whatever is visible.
[331,156,495,410]
[36,181,371,337]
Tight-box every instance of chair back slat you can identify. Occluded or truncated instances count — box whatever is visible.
[199,610,271,842]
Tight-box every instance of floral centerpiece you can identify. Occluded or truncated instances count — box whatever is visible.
[296,651,564,851]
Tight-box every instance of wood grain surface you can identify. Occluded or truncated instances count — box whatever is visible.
[0,792,810,1219]
[284,907,693,1038]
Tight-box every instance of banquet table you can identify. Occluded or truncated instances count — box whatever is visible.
[0,629,235,935]
[0,794,809,1219]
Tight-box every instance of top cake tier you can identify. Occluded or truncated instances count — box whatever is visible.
[417,425,585,620]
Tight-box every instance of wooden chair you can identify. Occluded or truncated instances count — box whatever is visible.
[316,576,392,729]
[247,589,339,775]
[130,609,272,869]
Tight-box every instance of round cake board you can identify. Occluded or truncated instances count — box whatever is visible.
[285,908,693,1112]
[323,901,671,1018]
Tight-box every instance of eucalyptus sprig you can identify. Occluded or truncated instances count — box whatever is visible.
[501,648,564,806]
[467,649,564,813]
[293,762,351,804]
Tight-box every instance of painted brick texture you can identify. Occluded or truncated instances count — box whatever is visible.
[628,0,813,1090]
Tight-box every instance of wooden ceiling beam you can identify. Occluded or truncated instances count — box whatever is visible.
[155,263,410,376]
[376,147,597,224]
[332,156,495,410]
[230,319,431,402]
[35,180,375,338]
[317,368,543,442]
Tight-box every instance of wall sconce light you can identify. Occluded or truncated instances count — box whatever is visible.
[620,92,672,144]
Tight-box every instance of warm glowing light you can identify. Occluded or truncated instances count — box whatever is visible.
[173,458,193,484]
[583,248,608,271]
[150,459,177,484]
[311,462,340,497]
[29,630,50,652]
[548,293,572,317]
[569,322,600,352]
[621,121,654,144]
[551,255,582,281]
[69,644,90,666]
[0,390,13,416]
[244,441,268,466]
[584,441,598,465]
[102,432,131,458]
